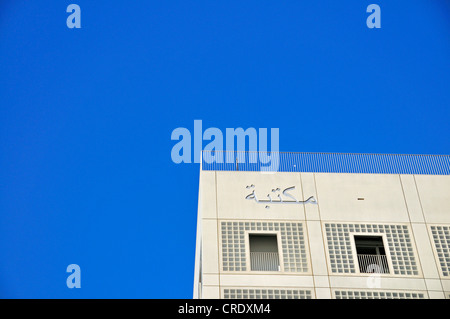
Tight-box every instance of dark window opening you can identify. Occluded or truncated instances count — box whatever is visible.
[354,235,389,274]
[249,234,280,271]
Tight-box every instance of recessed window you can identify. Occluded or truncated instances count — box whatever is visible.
[249,234,280,271]
[354,235,389,274]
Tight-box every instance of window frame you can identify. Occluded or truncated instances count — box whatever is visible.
[245,230,283,273]
[350,232,394,276]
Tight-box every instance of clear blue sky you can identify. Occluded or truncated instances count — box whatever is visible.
[0,1,449,298]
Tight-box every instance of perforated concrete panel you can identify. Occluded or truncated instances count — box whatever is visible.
[221,221,308,272]
[334,290,425,299]
[430,225,450,277]
[325,223,419,276]
[224,288,312,299]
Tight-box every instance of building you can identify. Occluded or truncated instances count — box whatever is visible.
[193,151,450,299]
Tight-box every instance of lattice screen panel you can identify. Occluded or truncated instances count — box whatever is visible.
[221,221,308,272]
[334,290,425,299]
[325,223,419,275]
[430,225,450,277]
[224,288,312,299]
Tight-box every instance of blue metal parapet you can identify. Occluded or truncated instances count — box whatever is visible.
[201,151,450,175]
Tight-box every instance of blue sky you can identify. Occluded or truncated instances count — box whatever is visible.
[0,1,449,298]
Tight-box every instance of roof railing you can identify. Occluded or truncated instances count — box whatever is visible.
[201,151,450,175]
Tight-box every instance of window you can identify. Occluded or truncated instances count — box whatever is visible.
[249,234,280,271]
[354,235,389,274]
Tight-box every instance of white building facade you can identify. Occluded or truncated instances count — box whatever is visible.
[194,152,450,299]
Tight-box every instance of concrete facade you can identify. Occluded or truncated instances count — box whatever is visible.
[194,170,450,299]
